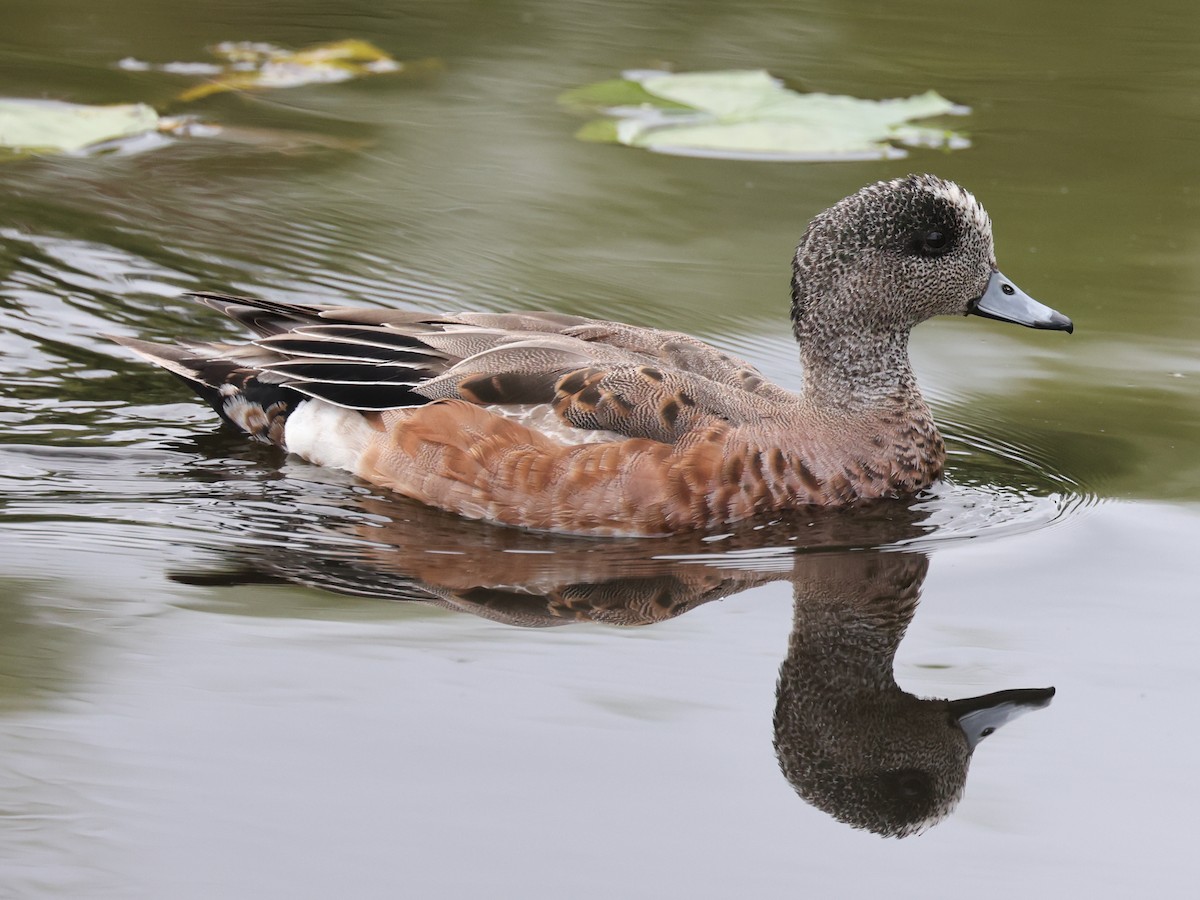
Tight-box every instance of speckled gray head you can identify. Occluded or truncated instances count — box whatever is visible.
[790,174,1073,337]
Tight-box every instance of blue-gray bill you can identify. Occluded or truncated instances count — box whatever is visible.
[949,686,1056,750]
[969,270,1074,333]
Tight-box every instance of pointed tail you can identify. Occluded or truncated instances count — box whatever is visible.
[107,335,305,446]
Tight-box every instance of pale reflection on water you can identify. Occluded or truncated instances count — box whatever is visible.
[173,493,1056,838]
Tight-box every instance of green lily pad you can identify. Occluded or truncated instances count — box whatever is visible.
[560,69,970,161]
[118,39,427,102]
[0,98,161,158]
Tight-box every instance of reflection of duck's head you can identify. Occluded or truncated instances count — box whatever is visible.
[773,551,1053,838]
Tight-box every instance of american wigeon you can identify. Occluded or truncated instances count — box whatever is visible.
[111,175,1072,536]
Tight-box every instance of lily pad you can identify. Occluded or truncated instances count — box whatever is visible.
[559,69,970,161]
[0,98,161,158]
[558,77,693,113]
[118,39,425,102]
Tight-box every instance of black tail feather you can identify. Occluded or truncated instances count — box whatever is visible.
[184,291,336,337]
[286,380,428,410]
[109,291,456,432]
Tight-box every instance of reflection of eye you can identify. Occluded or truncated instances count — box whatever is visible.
[898,774,925,799]
[887,768,932,801]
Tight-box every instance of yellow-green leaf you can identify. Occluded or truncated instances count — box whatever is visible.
[119,40,420,103]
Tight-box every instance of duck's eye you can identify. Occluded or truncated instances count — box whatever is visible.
[912,229,950,257]
[921,230,950,255]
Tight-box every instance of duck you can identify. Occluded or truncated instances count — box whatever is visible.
[110,174,1072,536]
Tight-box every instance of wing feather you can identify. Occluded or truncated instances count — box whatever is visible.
[138,292,797,429]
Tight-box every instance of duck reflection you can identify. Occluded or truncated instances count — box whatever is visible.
[773,551,1052,837]
[179,490,1053,836]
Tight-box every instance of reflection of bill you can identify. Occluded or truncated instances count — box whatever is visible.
[176,495,1053,836]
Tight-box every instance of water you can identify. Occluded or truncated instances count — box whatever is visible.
[1,0,1198,896]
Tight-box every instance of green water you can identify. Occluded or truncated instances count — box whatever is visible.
[1,1,1197,896]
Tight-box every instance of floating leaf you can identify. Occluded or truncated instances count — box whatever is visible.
[559,69,970,161]
[558,77,692,114]
[0,98,371,162]
[0,98,161,158]
[118,39,428,102]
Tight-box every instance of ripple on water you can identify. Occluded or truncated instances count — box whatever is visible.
[913,420,1101,550]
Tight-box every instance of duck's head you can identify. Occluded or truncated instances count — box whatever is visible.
[790,174,1073,339]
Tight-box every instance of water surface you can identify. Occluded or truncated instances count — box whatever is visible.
[1,1,1198,897]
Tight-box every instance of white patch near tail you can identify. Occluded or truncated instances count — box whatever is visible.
[483,403,628,445]
[284,400,375,472]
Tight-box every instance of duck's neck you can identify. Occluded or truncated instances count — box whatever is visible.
[796,323,925,414]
